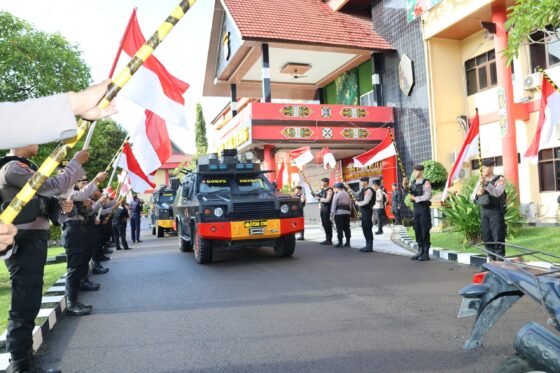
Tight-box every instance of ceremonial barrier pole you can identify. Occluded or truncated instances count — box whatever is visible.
[298,169,317,197]
[0,0,197,225]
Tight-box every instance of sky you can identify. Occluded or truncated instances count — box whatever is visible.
[0,0,228,153]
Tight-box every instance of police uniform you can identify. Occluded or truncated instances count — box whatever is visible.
[317,178,334,245]
[355,177,374,252]
[407,166,432,261]
[293,187,306,240]
[471,160,507,260]
[330,183,352,248]
[112,203,130,250]
[0,155,84,373]
[90,198,115,272]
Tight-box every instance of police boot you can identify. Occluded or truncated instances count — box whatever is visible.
[67,302,92,316]
[344,240,351,248]
[410,244,422,260]
[103,247,114,254]
[334,241,343,248]
[92,262,109,274]
[418,246,430,261]
[80,279,100,291]
[360,241,373,252]
[7,351,61,373]
[297,232,304,241]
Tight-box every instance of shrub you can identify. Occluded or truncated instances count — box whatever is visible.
[440,176,524,246]
[407,160,448,192]
[50,224,61,243]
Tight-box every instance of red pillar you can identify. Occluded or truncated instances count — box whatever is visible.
[492,1,519,189]
[263,145,276,182]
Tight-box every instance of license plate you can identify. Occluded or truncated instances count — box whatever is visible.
[458,298,480,318]
[249,227,264,235]
[244,220,268,228]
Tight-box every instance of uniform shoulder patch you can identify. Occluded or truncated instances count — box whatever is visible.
[495,176,505,186]
[16,162,33,172]
[424,180,432,188]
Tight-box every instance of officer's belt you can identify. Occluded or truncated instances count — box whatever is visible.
[336,204,351,211]
[64,220,87,226]
[413,201,430,207]
[15,229,50,241]
[481,205,502,210]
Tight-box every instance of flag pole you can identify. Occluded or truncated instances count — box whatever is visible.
[388,128,406,180]
[538,67,560,93]
[0,0,197,225]
[298,168,317,198]
[476,108,483,182]
[108,7,138,79]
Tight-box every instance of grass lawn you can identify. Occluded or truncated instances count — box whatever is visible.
[407,227,560,259]
[0,247,67,334]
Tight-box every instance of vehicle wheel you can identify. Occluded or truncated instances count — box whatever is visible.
[194,228,212,264]
[178,225,193,252]
[495,354,538,373]
[151,226,156,235]
[274,234,296,257]
[156,225,164,238]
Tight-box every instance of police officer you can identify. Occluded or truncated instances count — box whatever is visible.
[373,182,385,235]
[90,190,118,273]
[391,183,404,225]
[0,144,88,373]
[293,186,306,240]
[113,200,130,250]
[471,159,507,260]
[316,178,334,245]
[129,195,143,243]
[404,165,432,261]
[330,182,352,248]
[354,177,374,252]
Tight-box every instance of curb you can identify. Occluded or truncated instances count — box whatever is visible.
[0,275,67,372]
[46,254,67,266]
[396,226,489,266]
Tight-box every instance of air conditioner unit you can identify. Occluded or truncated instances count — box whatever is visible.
[523,72,542,91]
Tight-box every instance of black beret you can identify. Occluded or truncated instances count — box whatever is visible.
[481,159,495,167]
[321,178,330,183]
[294,186,303,190]
[360,177,369,182]
[413,164,425,171]
[334,182,344,189]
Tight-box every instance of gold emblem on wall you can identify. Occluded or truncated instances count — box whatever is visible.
[280,105,313,118]
[341,128,370,139]
[340,107,368,119]
[281,127,313,139]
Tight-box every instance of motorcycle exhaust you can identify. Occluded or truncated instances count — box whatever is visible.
[515,321,560,372]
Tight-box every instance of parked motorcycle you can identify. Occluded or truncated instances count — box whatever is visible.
[458,243,560,373]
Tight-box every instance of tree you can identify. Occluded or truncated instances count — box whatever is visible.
[0,11,91,101]
[505,0,560,63]
[195,103,208,157]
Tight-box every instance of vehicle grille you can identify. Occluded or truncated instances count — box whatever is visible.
[228,202,276,220]
[158,209,172,219]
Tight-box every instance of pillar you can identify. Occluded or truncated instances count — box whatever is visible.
[371,53,384,106]
[492,1,519,189]
[263,145,276,182]
[230,83,237,117]
[261,43,272,103]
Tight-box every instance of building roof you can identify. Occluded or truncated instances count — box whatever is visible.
[222,0,393,51]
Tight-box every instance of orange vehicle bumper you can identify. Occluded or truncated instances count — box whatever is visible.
[197,217,304,241]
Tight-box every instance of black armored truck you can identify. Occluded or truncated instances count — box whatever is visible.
[173,149,304,264]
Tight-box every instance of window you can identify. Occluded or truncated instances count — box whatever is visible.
[465,50,498,95]
[539,147,560,191]
[360,91,376,106]
[530,29,560,71]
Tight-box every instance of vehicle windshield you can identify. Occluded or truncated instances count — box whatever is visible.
[157,192,175,204]
[235,174,273,192]
[199,176,231,193]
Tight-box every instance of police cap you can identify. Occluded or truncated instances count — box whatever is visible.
[481,159,495,167]
[413,164,425,171]
[333,182,344,189]
[359,177,369,182]
[294,186,303,190]
[321,177,330,183]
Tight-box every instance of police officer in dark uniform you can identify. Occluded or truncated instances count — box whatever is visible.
[293,186,306,240]
[90,190,118,273]
[404,165,432,261]
[471,159,507,261]
[113,200,130,250]
[0,144,88,373]
[354,177,374,252]
[316,178,334,245]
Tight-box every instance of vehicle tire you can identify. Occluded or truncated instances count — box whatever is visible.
[194,228,212,264]
[156,225,164,238]
[274,234,296,257]
[151,226,156,235]
[495,354,539,373]
[178,224,193,252]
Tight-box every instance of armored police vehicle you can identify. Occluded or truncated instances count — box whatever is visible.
[173,149,304,264]
[149,186,176,237]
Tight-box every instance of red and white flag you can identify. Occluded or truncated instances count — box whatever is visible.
[441,112,481,201]
[117,171,132,196]
[353,132,397,168]
[105,186,117,199]
[524,76,560,163]
[117,142,156,193]
[289,147,314,169]
[131,110,172,175]
[320,147,336,169]
[276,162,285,190]
[116,9,189,126]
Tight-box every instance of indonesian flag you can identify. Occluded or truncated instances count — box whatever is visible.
[131,110,172,175]
[105,186,117,199]
[321,147,336,169]
[118,171,132,196]
[441,112,481,201]
[289,147,314,169]
[118,9,189,126]
[276,162,285,190]
[117,143,156,193]
[524,76,560,162]
[353,132,397,167]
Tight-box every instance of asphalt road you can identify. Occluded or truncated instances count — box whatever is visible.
[36,231,546,373]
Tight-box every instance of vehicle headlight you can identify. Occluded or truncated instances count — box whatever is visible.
[214,207,224,217]
[280,204,289,214]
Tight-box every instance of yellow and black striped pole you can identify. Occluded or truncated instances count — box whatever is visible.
[476,108,483,181]
[538,66,560,93]
[298,169,317,197]
[0,0,197,225]
[388,129,406,180]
